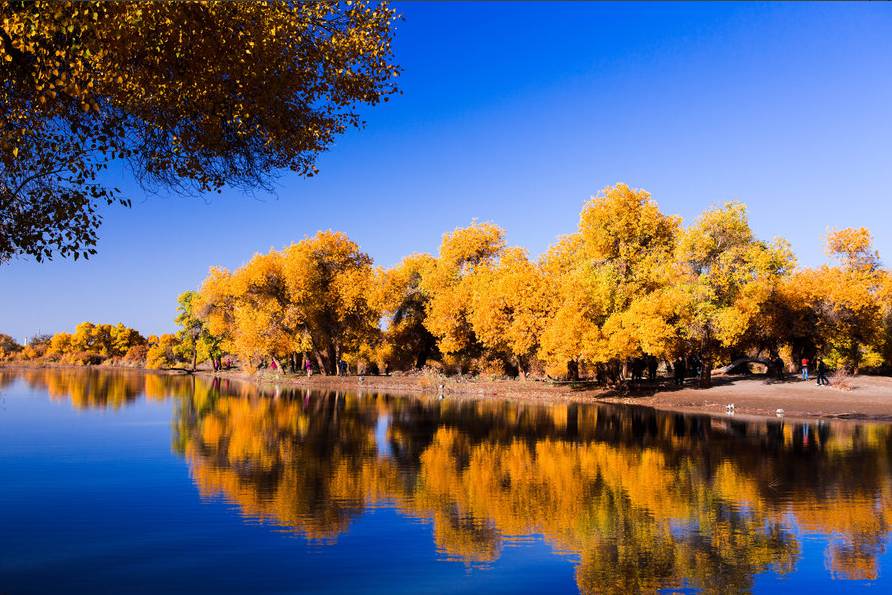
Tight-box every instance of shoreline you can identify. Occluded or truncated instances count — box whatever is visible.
[4,362,892,423]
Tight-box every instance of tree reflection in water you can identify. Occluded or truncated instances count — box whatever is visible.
[6,368,892,592]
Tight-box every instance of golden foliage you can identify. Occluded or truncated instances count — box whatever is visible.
[7,184,889,380]
[195,231,378,374]
[1,1,399,262]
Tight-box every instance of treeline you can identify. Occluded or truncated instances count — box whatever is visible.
[180,183,892,383]
[0,321,190,370]
[3,183,890,384]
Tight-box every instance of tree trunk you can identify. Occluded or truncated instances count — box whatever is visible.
[191,347,197,372]
[567,360,579,382]
[326,342,338,375]
[699,356,712,388]
[515,356,527,381]
[415,341,431,370]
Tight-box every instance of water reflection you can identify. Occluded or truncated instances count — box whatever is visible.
[5,368,892,591]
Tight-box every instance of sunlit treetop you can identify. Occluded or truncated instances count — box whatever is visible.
[0,0,400,262]
[827,227,881,272]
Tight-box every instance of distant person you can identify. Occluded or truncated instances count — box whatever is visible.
[774,355,785,380]
[338,359,348,376]
[690,355,702,379]
[801,357,809,381]
[816,358,830,386]
[631,358,644,382]
[674,357,686,386]
[305,357,313,377]
[647,356,658,383]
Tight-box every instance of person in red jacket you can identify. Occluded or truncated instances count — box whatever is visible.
[801,357,809,381]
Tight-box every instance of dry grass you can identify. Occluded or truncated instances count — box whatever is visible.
[831,369,855,392]
[417,366,447,389]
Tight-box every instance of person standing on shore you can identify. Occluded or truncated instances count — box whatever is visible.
[774,354,785,380]
[305,356,313,377]
[801,357,809,381]
[673,357,686,386]
[816,358,830,386]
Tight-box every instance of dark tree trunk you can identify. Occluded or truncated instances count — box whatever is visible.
[326,342,337,375]
[515,356,527,381]
[567,360,579,382]
[414,342,431,370]
[699,355,712,388]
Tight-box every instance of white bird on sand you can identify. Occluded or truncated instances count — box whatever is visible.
[776,408,785,417]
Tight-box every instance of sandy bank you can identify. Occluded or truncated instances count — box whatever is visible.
[200,368,892,423]
[4,363,891,422]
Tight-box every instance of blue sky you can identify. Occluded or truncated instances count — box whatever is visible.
[2,2,891,341]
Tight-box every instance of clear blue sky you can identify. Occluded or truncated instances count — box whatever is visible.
[2,2,891,341]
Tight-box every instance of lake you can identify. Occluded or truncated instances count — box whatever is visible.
[1,368,891,593]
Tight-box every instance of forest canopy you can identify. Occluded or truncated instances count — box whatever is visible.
[6,183,888,385]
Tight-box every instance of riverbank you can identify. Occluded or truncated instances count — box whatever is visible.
[4,362,892,422]
[204,368,892,422]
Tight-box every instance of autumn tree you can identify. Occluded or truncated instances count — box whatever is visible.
[195,231,378,374]
[0,1,399,263]
[468,247,550,378]
[375,253,440,370]
[19,333,52,360]
[193,267,237,361]
[281,231,379,374]
[46,332,72,360]
[41,322,145,364]
[578,184,680,371]
[539,184,680,381]
[110,323,144,357]
[675,202,793,385]
[795,228,886,372]
[0,332,21,360]
[146,334,182,370]
[420,222,505,372]
[217,250,307,371]
[537,233,593,379]
[175,290,223,372]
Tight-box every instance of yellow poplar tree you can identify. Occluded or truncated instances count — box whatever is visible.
[227,250,307,371]
[540,184,679,380]
[1,1,399,262]
[538,233,600,379]
[375,253,439,370]
[420,222,506,370]
[469,247,550,378]
[795,228,886,372]
[675,202,794,385]
[281,231,379,375]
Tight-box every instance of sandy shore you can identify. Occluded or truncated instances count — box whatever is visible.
[599,375,892,422]
[203,369,892,423]
[4,363,891,422]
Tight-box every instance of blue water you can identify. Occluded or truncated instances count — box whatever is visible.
[1,369,889,593]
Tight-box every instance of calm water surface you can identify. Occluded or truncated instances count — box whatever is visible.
[2,369,891,593]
